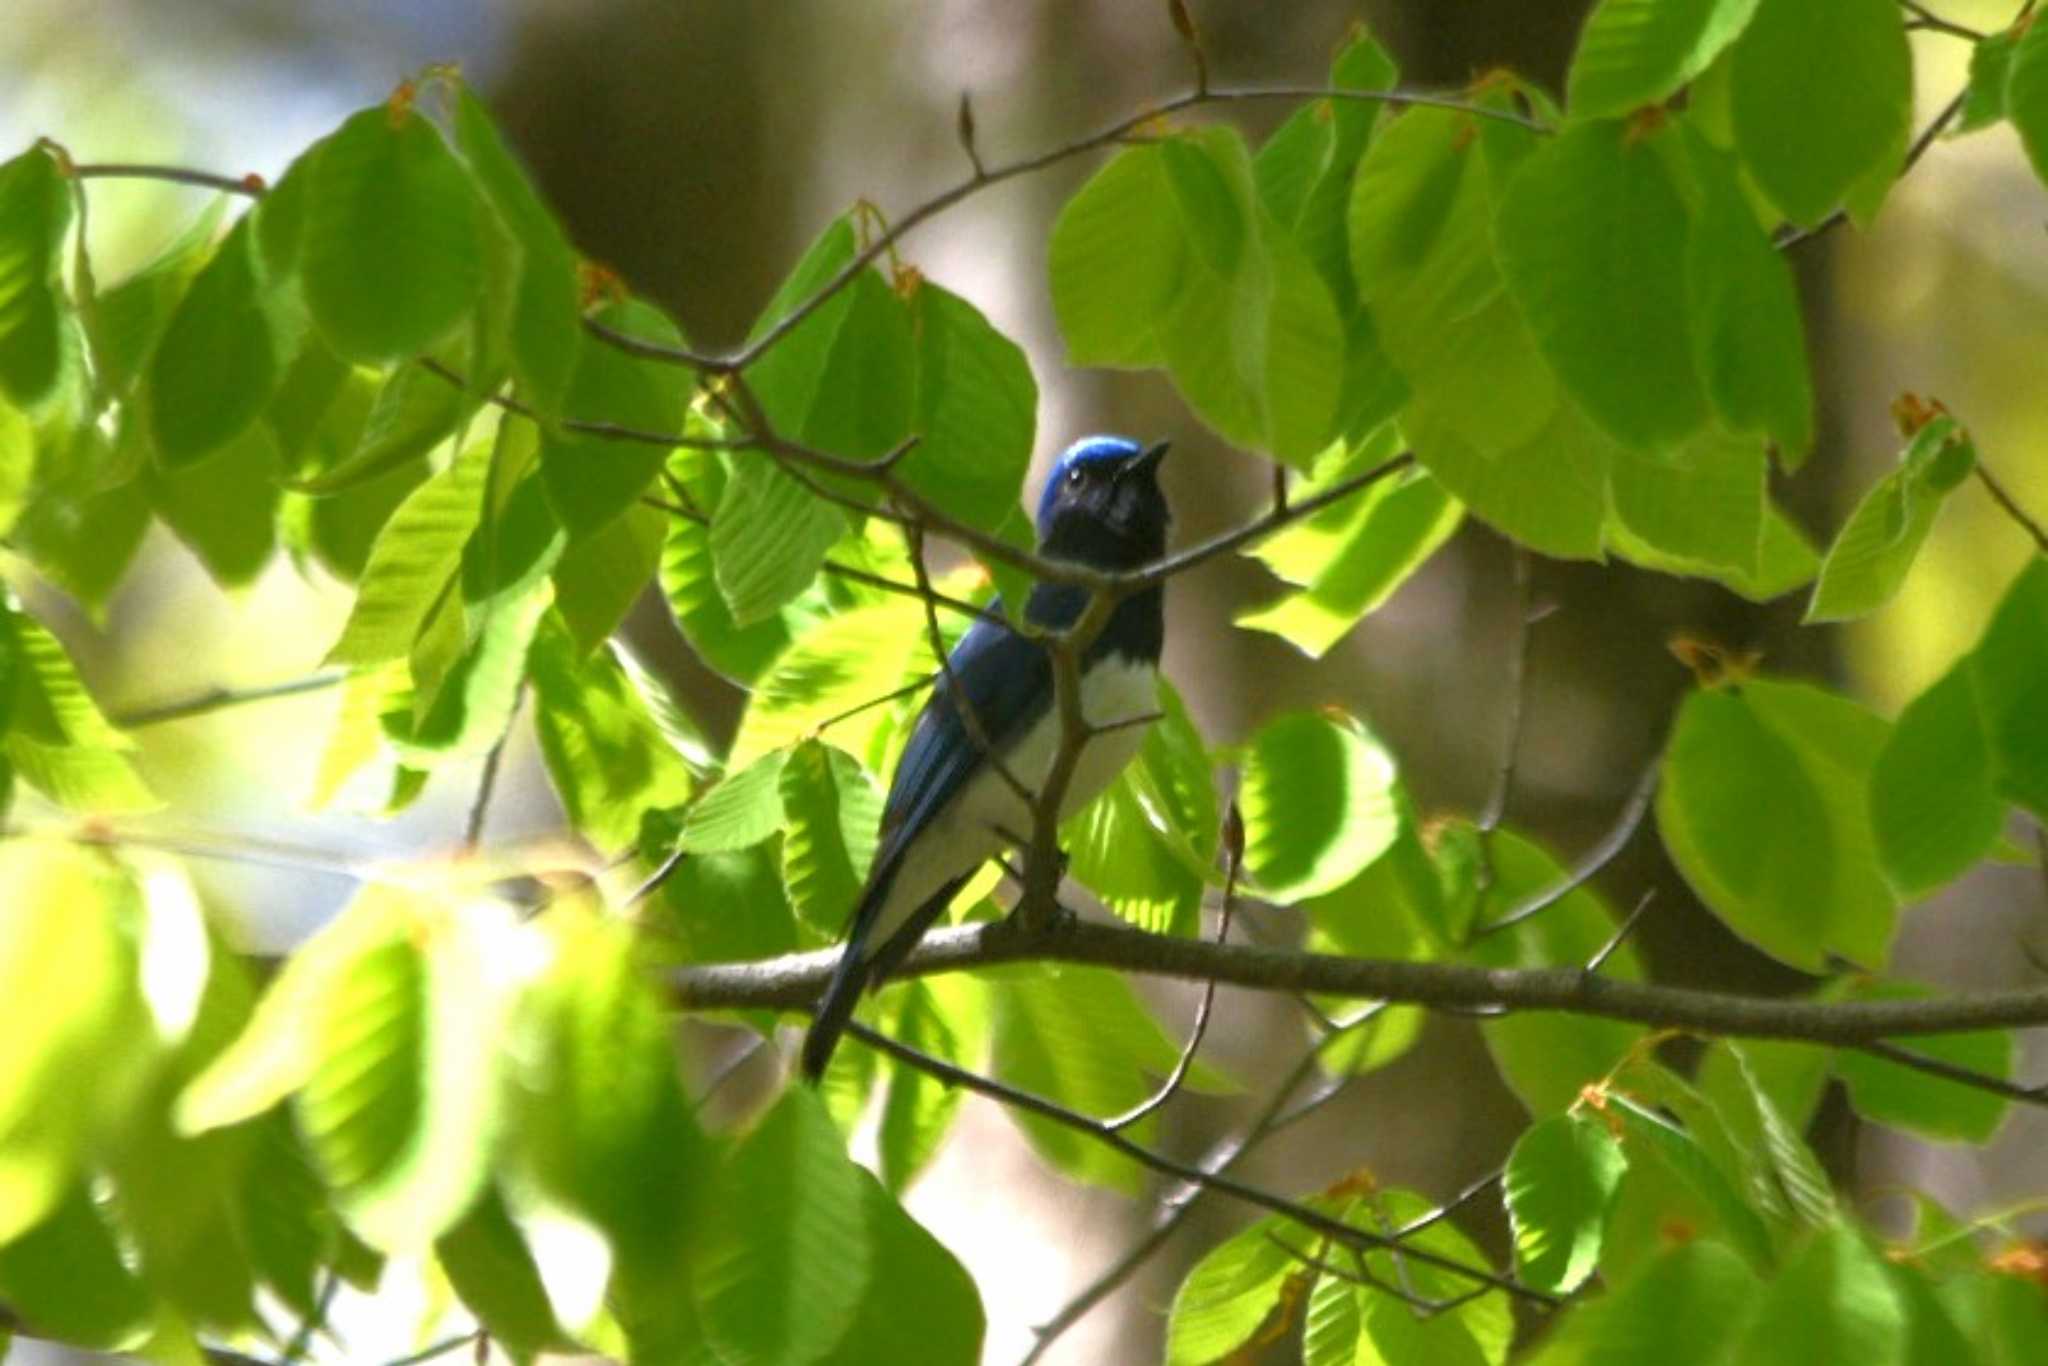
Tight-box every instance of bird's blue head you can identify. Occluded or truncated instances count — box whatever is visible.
[1034,435,1171,570]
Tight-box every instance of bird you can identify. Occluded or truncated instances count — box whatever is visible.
[800,434,1171,1081]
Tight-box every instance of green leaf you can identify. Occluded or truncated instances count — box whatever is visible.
[1407,387,1611,560]
[537,297,685,538]
[778,739,881,934]
[1807,417,1975,623]
[901,280,1036,533]
[1958,29,2018,135]
[1049,144,1182,367]
[385,574,548,760]
[0,599,156,813]
[145,421,285,586]
[0,841,150,1242]
[1832,981,2013,1143]
[680,749,791,854]
[1526,1239,1762,1366]
[90,198,229,401]
[746,219,916,462]
[301,106,484,362]
[1657,680,1898,972]
[1504,1112,1629,1293]
[452,85,582,415]
[1968,557,2048,820]
[1690,1042,1836,1250]
[294,889,517,1252]
[291,359,479,496]
[1257,31,1400,304]
[528,613,698,854]
[1734,1224,1906,1366]
[1238,709,1401,904]
[1165,1213,1302,1365]
[728,595,929,771]
[1237,439,1463,658]
[1464,828,1648,1114]
[435,1186,569,1365]
[1316,1189,1515,1366]
[658,442,827,685]
[326,439,489,666]
[1606,1091,1777,1271]
[989,964,1217,1191]
[2008,15,2048,185]
[1606,493,1819,600]
[509,913,702,1270]
[550,502,665,654]
[817,1169,984,1366]
[1566,0,1763,120]
[1728,0,1913,227]
[147,215,294,467]
[1064,769,1204,935]
[1160,127,1346,465]
[1869,662,2007,897]
[695,1087,871,1366]
[710,456,846,625]
[1495,120,1707,451]
[876,976,983,1194]
[0,146,72,408]
[0,1183,156,1351]
[644,841,803,989]
[1607,431,1767,577]
[1681,131,1814,461]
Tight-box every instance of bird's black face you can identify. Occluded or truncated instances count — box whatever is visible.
[1036,438,1171,571]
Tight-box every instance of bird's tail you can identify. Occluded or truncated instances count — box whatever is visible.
[800,939,869,1083]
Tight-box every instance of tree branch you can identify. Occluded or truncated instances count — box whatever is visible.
[672,914,2048,1043]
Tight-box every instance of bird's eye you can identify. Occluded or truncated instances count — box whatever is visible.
[1065,466,1085,487]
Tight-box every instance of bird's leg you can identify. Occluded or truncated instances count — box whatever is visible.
[992,824,1073,935]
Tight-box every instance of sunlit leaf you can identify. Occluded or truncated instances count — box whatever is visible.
[301,105,484,362]
[1566,0,1762,120]
[1238,709,1401,903]
[147,215,295,467]
[1727,0,1912,227]
[1807,417,1975,623]
[2007,15,2048,185]
[0,146,72,408]
[536,297,685,538]
[1505,1112,1629,1293]
[1832,980,2013,1144]
[1166,1212,1304,1365]
[1733,1223,1906,1366]
[815,1169,985,1366]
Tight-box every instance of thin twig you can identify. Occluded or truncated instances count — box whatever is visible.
[814,672,939,736]
[1854,1039,2048,1109]
[1391,1167,1503,1239]
[1103,805,1242,1131]
[844,1020,1554,1304]
[462,686,523,851]
[1584,890,1657,977]
[279,1269,339,1364]
[625,846,687,907]
[1898,0,1986,40]
[380,1334,485,1366]
[1468,756,1660,940]
[110,671,348,729]
[1267,1233,1495,1318]
[72,162,264,197]
[590,92,1541,376]
[1975,463,2048,554]
[1479,547,1534,838]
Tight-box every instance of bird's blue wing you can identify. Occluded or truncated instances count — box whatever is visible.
[868,584,1087,886]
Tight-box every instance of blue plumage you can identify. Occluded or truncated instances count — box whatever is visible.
[800,435,1171,1080]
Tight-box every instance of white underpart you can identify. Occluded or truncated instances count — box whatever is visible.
[861,655,1158,957]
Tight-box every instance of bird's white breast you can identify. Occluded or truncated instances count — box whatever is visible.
[862,655,1159,955]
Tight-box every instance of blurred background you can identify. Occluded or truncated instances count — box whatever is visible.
[4,1,2046,1361]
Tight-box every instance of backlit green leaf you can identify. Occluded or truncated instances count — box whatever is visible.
[710,456,846,625]
[1239,708,1400,903]
[902,281,1035,533]
[1608,431,1767,577]
[1807,417,1975,623]
[778,738,882,934]
[2007,15,2048,185]
[1869,661,2007,897]
[1496,120,1707,451]
[301,105,484,362]
[1733,1223,1905,1366]
[1728,0,1912,227]
[817,1169,984,1366]
[1566,0,1762,120]
[1505,1112,1629,1293]
[695,1087,870,1366]
[145,421,284,586]
[1165,1212,1301,1365]
[1238,438,1463,658]
[0,146,72,407]
[1049,145,1181,367]
[148,215,295,468]
[1526,1239,1762,1366]
[537,297,685,538]
[1657,680,1898,972]
[679,749,790,853]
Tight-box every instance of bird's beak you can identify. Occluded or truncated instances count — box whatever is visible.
[1123,440,1171,480]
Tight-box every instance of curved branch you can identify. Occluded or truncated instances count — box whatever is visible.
[671,915,2048,1043]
